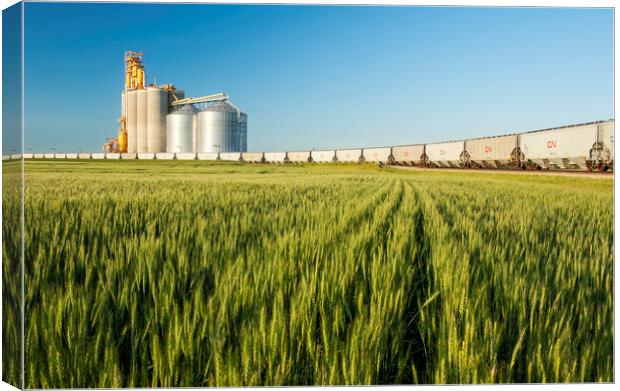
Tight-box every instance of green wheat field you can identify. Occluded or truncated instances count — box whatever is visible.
[2,160,614,387]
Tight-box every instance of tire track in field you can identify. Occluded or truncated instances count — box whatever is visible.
[361,179,437,384]
[400,181,436,384]
[333,176,408,384]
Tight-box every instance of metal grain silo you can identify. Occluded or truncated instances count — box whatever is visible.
[196,101,238,153]
[126,89,138,153]
[166,105,196,153]
[192,114,197,152]
[147,87,168,152]
[136,88,148,153]
[239,112,248,152]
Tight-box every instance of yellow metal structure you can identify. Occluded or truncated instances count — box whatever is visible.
[117,51,145,152]
[118,119,127,152]
[124,51,145,89]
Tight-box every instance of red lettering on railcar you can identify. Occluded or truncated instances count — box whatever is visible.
[440,150,446,155]
[547,141,557,148]
[484,146,492,153]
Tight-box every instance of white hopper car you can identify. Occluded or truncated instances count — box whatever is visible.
[26,119,613,171]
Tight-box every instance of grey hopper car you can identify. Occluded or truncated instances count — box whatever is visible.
[391,144,425,166]
[336,149,362,163]
[264,152,286,163]
[425,141,466,168]
[519,123,599,170]
[137,153,155,160]
[197,152,219,160]
[155,153,174,160]
[220,152,242,161]
[465,134,519,168]
[176,152,197,160]
[362,147,392,163]
[242,152,265,163]
[590,121,614,170]
[287,151,311,163]
[311,150,336,162]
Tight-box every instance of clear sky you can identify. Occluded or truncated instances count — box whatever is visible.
[2,2,21,155]
[22,3,613,153]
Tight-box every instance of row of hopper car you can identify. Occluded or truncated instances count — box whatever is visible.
[8,119,615,171]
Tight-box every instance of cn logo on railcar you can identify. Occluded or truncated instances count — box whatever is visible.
[484,146,492,153]
[547,140,557,149]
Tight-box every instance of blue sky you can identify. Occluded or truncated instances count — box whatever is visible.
[2,2,21,154]
[21,3,613,153]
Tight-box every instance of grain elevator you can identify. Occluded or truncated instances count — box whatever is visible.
[114,51,247,154]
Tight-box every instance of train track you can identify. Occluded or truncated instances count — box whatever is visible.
[390,165,614,179]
